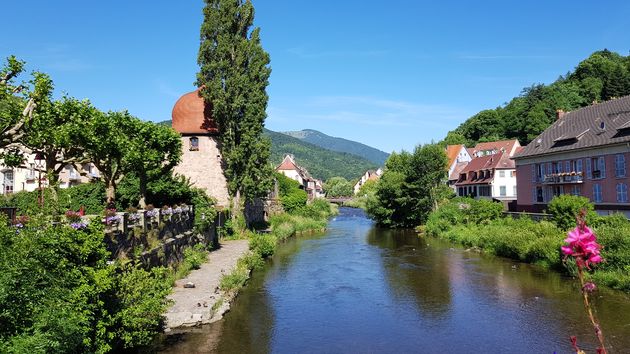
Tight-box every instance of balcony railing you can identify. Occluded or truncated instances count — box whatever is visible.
[542,172,583,184]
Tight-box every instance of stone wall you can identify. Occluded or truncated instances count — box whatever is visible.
[173,135,230,208]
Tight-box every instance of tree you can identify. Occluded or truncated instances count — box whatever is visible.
[24,96,96,188]
[197,0,273,206]
[0,56,53,163]
[324,176,353,197]
[367,145,448,228]
[124,121,182,208]
[82,111,135,205]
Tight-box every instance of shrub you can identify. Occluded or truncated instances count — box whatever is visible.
[547,194,595,230]
[281,189,308,214]
[249,232,277,258]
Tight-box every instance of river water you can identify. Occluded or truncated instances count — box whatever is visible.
[162,207,630,353]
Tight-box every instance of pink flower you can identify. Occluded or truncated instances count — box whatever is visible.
[562,226,603,267]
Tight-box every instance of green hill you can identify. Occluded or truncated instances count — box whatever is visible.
[157,120,377,180]
[282,129,389,165]
[264,128,377,181]
[446,49,630,146]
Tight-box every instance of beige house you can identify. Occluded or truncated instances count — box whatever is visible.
[276,154,324,199]
[353,168,382,195]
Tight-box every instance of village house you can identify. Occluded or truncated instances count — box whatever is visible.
[0,152,99,195]
[513,95,630,216]
[276,154,325,200]
[446,144,472,190]
[353,168,382,195]
[454,139,520,201]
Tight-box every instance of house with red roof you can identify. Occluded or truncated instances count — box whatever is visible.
[276,154,324,200]
[446,144,472,190]
[454,139,520,201]
[513,95,630,215]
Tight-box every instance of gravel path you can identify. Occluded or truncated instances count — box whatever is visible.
[164,239,249,330]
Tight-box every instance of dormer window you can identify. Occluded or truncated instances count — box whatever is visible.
[189,137,199,151]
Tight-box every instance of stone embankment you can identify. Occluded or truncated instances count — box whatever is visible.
[164,239,249,331]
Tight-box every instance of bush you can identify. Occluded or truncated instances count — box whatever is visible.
[281,189,308,214]
[249,232,277,258]
[547,194,595,230]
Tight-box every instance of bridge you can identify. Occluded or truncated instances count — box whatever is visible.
[326,197,353,205]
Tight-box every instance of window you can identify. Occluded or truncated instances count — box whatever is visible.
[3,170,14,194]
[510,170,516,177]
[571,185,581,196]
[565,161,570,173]
[615,154,626,177]
[513,185,517,196]
[592,156,606,179]
[617,183,628,203]
[499,170,505,178]
[500,186,506,196]
[593,184,602,203]
[576,159,583,174]
[536,164,544,182]
[189,137,199,151]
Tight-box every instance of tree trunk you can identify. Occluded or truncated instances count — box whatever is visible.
[138,173,147,209]
[106,179,116,208]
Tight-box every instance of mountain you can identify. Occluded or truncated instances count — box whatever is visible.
[446,49,630,147]
[282,129,389,165]
[264,128,377,181]
[157,120,377,181]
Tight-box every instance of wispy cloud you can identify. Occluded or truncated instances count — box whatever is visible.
[287,47,388,59]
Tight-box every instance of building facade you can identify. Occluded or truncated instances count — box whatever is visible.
[446,144,472,190]
[276,154,324,200]
[513,95,630,216]
[171,88,230,208]
[353,168,382,195]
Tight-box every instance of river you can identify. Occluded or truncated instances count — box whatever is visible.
[161,207,630,353]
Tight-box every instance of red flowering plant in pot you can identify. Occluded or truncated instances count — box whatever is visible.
[562,209,607,354]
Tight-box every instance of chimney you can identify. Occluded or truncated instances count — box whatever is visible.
[556,109,566,120]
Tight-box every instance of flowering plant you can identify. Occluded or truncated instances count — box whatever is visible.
[104,209,120,226]
[173,206,183,214]
[562,209,607,354]
[65,210,82,223]
[70,221,88,230]
[161,206,173,215]
[125,207,141,222]
[181,204,190,212]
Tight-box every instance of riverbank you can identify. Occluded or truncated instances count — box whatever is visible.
[164,240,249,330]
[423,197,630,292]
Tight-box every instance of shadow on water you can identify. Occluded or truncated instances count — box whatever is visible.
[161,207,630,354]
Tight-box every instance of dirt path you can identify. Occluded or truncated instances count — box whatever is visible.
[164,239,249,331]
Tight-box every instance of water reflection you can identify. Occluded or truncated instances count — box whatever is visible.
[162,208,630,353]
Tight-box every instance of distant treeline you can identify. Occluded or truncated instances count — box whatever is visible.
[446,49,630,146]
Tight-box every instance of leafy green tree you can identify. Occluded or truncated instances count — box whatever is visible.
[124,120,181,207]
[82,110,136,205]
[0,56,53,164]
[25,96,97,189]
[324,176,353,197]
[197,0,273,205]
[367,145,448,228]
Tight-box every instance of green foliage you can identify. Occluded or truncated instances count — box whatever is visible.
[324,176,353,197]
[183,244,208,271]
[281,129,389,166]
[446,49,630,146]
[276,172,308,213]
[219,265,249,292]
[266,128,378,180]
[425,197,504,236]
[197,0,273,202]
[547,194,595,230]
[249,233,277,258]
[367,144,448,228]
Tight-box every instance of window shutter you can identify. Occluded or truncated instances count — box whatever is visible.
[599,156,606,178]
[532,165,536,182]
[586,158,592,179]
[565,161,570,173]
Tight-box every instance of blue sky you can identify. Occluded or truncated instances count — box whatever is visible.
[2,1,629,153]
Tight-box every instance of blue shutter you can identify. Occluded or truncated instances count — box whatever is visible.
[599,156,606,178]
[565,161,570,173]
[586,158,592,179]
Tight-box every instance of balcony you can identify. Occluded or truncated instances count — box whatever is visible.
[542,172,583,184]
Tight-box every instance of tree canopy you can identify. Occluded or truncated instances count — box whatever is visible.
[197,0,273,203]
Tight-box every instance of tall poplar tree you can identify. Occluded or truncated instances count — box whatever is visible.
[196,0,273,205]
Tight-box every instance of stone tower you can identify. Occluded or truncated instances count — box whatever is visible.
[171,89,230,207]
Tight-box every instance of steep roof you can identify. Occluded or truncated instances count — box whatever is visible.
[514,95,630,159]
[448,161,468,181]
[276,155,299,171]
[470,139,520,157]
[446,144,464,167]
[455,152,514,185]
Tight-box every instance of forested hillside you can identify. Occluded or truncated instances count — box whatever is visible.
[264,128,377,181]
[282,129,389,165]
[445,50,630,146]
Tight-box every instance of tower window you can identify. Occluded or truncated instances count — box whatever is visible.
[190,137,199,151]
